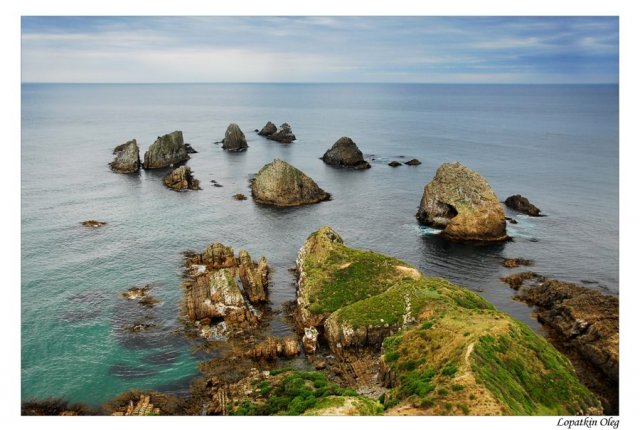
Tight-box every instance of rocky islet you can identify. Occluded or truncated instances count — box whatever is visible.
[321,136,371,169]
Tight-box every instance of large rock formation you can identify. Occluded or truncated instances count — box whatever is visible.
[251,159,330,207]
[163,165,201,191]
[264,123,296,143]
[221,123,248,152]
[294,226,602,415]
[182,243,269,337]
[416,162,508,242]
[321,137,371,169]
[505,194,542,216]
[257,121,277,137]
[109,139,140,173]
[143,131,190,169]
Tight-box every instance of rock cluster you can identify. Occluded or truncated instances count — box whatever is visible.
[321,137,370,169]
[505,194,542,216]
[258,122,296,143]
[109,139,141,173]
[143,131,190,169]
[245,336,301,361]
[182,243,269,336]
[163,165,201,191]
[221,123,248,152]
[416,162,508,242]
[251,159,330,207]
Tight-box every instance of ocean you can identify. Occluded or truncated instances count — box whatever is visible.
[21,83,619,406]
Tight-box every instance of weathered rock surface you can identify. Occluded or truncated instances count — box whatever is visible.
[294,226,602,415]
[505,194,542,216]
[251,159,330,207]
[321,137,370,169]
[257,121,277,136]
[143,131,190,169]
[182,243,269,337]
[404,159,421,166]
[221,123,248,152]
[265,123,296,143]
[515,279,619,383]
[81,220,107,228]
[416,162,508,242]
[109,139,141,173]
[163,165,201,191]
[245,336,301,361]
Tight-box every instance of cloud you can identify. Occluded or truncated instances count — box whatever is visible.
[21,16,619,83]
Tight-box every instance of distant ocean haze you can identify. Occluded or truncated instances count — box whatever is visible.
[21,83,619,405]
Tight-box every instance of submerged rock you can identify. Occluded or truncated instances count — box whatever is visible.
[232,193,247,201]
[81,220,107,228]
[221,123,248,152]
[266,123,296,143]
[257,121,277,136]
[502,258,533,268]
[505,194,542,216]
[294,226,601,415]
[321,137,371,169]
[251,159,330,207]
[163,165,201,191]
[388,161,402,167]
[143,131,190,169]
[416,162,508,242]
[109,139,141,173]
[404,159,421,166]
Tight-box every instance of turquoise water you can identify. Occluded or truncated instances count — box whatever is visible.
[21,83,618,406]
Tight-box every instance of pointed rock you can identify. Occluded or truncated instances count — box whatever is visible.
[143,131,189,169]
[221,123,248,152]
[321,137,370,169]
[109,139,140,173]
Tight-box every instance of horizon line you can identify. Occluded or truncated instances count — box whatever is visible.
[21,81,620,85]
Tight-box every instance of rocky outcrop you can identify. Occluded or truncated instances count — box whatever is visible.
[321,137,370,169]
[294,226,602,415]
[109,139,140,173]
[143,131,190,169]
[184,143,198,154]
[257,121,277,136]
[221,123,248,152]
[416,162,508,242]
[182,243,269,337]
[81,220,106,228]
[388,161,402,167]
[515,279,619,383]
[404,159,421,166]
[265,123,296,143]
[245,336,301,361]
[505,194,542,216]
[251,159,330,207]
[163,165,201,191]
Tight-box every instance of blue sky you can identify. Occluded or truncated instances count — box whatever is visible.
[21,16,619,83]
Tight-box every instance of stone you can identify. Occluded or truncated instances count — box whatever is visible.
[257,121,277,136]
[232,193,247,201]
[81,220,107,228]
[143,131,190,169]
[388,161,402,167]
[502,258,533,268]
[302,327,319,354]
[184,143,198,154]
[245,336,300,361]
[251,159,330,207]
[109,139,140,173]
[404,159,421,166]
[505,194,542,216]
[266,123,296,143]
[163,165,201,191]
[321,137,371,169]
[221,123,248,152]
[416,162,508,242]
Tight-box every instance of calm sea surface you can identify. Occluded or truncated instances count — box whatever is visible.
[21,83,619,405]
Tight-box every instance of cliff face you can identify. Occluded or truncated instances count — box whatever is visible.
[416,162,508,242]
[143,131,190,169]
[251,159,330,207]
[295,226,602,415]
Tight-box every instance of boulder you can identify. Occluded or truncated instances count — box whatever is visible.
[232,193,247,201]
[184,143,198,154]
[266,123,296,143]
[416,162,508,242]
[143,131,190,169]
[221,123,248,152]
[109,139,140,173]
[321,137,371,169]
[302,327,319,354]
[163,165,201,191]
[505,194,542,216]
[257,121,277,136]
[388,161,402,167]
[404,159,421,166]
[251,159,330,207]
[81,220,106,228]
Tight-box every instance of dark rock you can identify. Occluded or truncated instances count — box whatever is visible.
[221,123,248,152]
[505,216,518,224]
[109,139,140,173]
[505,194,542,216]
[184,143,198,154]
[266,123,296,143]
[163,165,201,191]
[257,121,277,136]
[143,131,190,169]
[251,159,330,207]
[232,193,247,201]
[416,162,508,242]
[388,161,402,167]
[500,271,541,290]
[321,137,371,169]
[213,183,223,187]
[404,159,421,166]
[81,220,106,228]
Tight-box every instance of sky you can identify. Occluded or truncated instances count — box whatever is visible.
[21,16,619,84]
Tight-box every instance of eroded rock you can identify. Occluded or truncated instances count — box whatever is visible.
[505,194,542,216]
[109,139,140,173]
[221,123,248,152]
[266,123,296,143]
[321,137,370,169]
[163,165,201,191]
[257,121,277,136]
[143,131,190,169]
